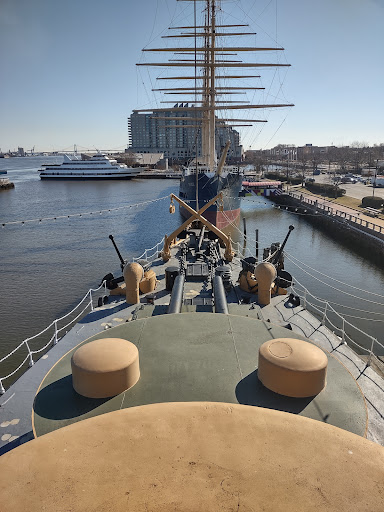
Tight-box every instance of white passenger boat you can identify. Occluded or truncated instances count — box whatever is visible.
[39,153,140,180]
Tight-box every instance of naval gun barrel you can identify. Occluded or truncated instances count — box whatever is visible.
[270,225,294,265]
[167,274,185,314]
[213,275,229,314]
[109,235,126,270]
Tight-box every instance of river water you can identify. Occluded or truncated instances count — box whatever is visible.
[0,157,383,374]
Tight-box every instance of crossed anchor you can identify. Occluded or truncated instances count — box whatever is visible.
[161,192,234,262]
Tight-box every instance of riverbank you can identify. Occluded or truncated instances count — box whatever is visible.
[289,185,384,221]
[270,191,384,266]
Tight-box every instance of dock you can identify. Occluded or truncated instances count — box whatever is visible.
[135,171,181,179]
[269,190,384,263]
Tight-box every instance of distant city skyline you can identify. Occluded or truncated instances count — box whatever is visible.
[1,0,383,152]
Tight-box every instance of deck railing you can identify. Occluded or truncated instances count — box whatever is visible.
[132,237,165,263]
[0,235,166,395]
[292,276,383,366]
[2,235,382,395]
[0,281,107,395]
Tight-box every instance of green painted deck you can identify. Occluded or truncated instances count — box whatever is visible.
[33,313,367,438]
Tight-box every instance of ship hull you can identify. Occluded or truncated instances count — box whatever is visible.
[179,171,242,229]
[39,174,137,180]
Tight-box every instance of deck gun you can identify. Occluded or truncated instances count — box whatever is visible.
[109,234,126,271]
[269,225,295,266]
[99,235,126,290]
[100,235,152,290]
[269,225,295,289]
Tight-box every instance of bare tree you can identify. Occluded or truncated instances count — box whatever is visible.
[334,146,350,172]
[298,153,308,186]
[350,141,368,173]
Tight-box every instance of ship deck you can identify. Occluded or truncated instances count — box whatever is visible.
[32,312,367,439]
[1,244,384,454]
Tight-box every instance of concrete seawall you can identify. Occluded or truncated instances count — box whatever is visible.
[269,192,384,266]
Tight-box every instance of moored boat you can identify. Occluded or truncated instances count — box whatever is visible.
[38,153,140,180]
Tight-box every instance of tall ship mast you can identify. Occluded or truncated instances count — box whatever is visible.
[136,0,294,228]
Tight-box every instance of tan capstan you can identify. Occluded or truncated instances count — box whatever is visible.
[1,403,383,512]
[254,262,277,305]
[258,338,328,397]
[71,338,140,398]
[123,262,144,304]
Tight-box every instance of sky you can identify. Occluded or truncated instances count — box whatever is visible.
[0,0,383,153]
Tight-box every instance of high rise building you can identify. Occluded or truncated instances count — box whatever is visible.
[128,105,242,161]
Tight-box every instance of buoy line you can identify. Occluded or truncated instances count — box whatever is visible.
[0,195,169,227]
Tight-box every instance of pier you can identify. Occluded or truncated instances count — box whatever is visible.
[135,170,181,179]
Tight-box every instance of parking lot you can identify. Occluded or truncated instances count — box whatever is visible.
[312,174,380,201]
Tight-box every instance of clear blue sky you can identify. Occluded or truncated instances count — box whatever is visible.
[1,0,383,153]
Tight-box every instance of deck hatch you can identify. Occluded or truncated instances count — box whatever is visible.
[184,297,213,306]
[186,263,209,280]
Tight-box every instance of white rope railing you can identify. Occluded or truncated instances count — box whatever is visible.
[30,334,56,356]
[0,280,107,395]
[0,233,167,395]
[0,195,170,228]
[133,237,165,263]
[292,276,382,366]
[57,302,92,334]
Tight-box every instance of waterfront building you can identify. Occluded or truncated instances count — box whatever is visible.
[123,152,164,166]
[128,105,243,162]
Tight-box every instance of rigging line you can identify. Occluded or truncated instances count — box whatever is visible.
[336,314,384,322]
[260,115,288,150]
[164,0,171,18]
[0,196,170,227]
[276,0,278,42]
[275,66,290,103]
[137,68,157,110]
[313,300,384,317]
[217,205,273,248]
[248,71,278,148]
[288,258,384,307]
[255,0,275,20]
[291,279,384,319]
[147,0,159,46]
[228,0,281,46]
[271,203,350,219]
[285,251,384,299]
[141,2,191,51]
